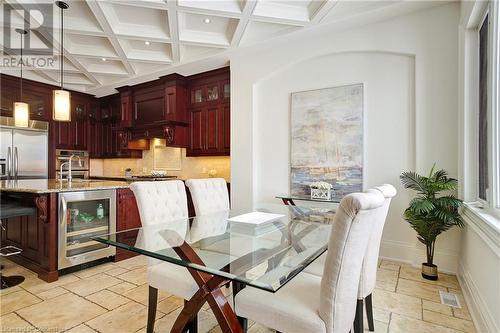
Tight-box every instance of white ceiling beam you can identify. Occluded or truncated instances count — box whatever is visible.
[176,6,242,19]
[250,15,308,27]
[31,29,101,87]
[308,0,339,25]
[166,0,180,62]
[86,0,135,76]
[230,0,258,47]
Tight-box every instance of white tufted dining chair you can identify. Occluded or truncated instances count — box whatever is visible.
[130,180,199,333]
[304,184,397,332]
[234,190,385,333]
[185,178,230,216]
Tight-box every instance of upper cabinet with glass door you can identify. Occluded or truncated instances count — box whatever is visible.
[188,67,230,106]
[190,82,226,105]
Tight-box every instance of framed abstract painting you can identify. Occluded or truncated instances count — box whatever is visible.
[290,84,364,198]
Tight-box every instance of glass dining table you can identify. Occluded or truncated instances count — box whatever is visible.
[93,204,335,333]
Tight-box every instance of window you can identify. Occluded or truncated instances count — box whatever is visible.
[470,0,500,216]
[478,14,489,201]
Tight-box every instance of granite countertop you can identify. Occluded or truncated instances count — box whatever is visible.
[0,179,130,194]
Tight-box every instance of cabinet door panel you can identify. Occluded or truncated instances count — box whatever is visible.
[3,217,23,247]
[23,87,50,121]
[115,189,141,261]
[165,86,176,121]
[56,122,70,149]
[23,215,40,262]
[120,94,132,127]
[134,90,164,126]
[0,82,18,117]
[219,103,230,154]
[190,108,204,153]
[206,106,218,151]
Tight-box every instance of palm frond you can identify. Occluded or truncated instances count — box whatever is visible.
[409,197,435,214]
[400,171,428,193]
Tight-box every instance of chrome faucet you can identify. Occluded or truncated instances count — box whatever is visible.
[59,154,82,182]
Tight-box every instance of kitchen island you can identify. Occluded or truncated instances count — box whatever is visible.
[0,179,138,282]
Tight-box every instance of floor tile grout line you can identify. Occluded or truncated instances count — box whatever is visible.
[386,311,392,333]
[13,310,44,333]
[420,312,475,333]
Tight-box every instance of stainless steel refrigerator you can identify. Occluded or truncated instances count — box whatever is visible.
[0,116,48,180]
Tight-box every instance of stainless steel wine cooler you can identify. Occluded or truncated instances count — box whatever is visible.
[58,190,116,269]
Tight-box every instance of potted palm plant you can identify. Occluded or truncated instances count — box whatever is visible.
[400,164,464,280]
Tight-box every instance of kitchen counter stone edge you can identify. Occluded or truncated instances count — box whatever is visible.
[0,179,130,194]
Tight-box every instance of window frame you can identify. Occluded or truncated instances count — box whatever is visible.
[469,0,500,217]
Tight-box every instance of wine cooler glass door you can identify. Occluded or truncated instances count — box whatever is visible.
[59,190,116,269]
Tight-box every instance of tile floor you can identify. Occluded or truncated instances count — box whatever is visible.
[0,257,477,333]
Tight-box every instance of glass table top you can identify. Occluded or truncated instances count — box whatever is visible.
[94,204,334,292]
[276,194,342,204]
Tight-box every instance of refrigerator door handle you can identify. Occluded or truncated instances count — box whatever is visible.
[7,147,11,179]
[14,147,19,178]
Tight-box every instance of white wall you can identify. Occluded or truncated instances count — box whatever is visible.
[231,3,461,272]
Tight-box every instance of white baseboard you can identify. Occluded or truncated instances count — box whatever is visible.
[379,239,458,274]
[457,262,499,333]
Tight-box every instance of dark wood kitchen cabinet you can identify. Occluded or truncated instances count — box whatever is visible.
[133,85,164,126]
[1,193,59,282]
[115,188,141,262]
[55,95,89,150]
[186,67,230,156]
[1,75,50,121]
[119,88,133,128]
[88,94,142,159]
[188,102,229,156]
[0,79,18,117]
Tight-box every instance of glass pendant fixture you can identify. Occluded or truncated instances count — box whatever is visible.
[53,1,71,122]
[14,29,29,127]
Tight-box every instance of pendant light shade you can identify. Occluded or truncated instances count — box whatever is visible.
[53,1,71,122]
[14,28,29,127]
[14,102,29,127]
[53,90,71,121]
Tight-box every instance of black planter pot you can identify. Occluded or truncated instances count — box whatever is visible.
[421,263,438,280]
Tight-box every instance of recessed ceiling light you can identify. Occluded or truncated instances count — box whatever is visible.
[144,41,150,46]
[101,57,106,61]
[203,18,211,24]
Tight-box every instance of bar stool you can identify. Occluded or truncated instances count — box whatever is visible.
[0,201,36,289]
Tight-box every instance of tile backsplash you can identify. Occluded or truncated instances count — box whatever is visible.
[90,140,230,181]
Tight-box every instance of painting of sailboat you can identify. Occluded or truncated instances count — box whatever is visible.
[290,84,363,198]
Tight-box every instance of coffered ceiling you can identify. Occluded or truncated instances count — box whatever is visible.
[1,0,444,96]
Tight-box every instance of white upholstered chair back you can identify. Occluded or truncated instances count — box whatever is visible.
[359,184,397,298]
[130,181,189,259]
[319,191,385,333]
[130,180,189,226]
[185,178,230,215]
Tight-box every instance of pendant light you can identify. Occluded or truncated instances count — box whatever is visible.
[14,29,29,127]
[53,1,70,122]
